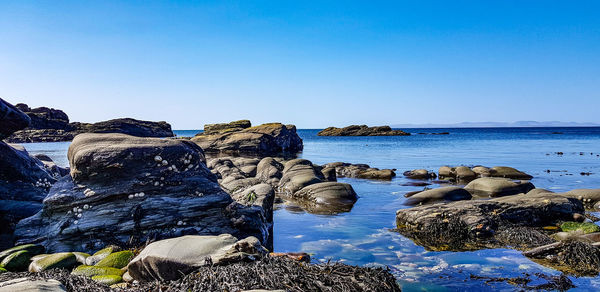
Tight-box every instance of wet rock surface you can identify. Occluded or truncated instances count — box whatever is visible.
[438,165,533,182]
[317,125,410,136]
[396,193,584,251]
[464,177,535,197]
[14,133,273,253]
[5,103,173,143]
[192,121,303,156]
[324,162,396,180]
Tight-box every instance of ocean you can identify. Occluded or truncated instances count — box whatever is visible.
[20,127,600,291]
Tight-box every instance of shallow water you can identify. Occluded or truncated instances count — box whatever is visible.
[20,127,600,291]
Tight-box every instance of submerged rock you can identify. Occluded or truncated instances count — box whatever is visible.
[127,234,268,282]
[396,193,583,251]
[15,133,273,253]
[317,125,410,136]
[192,121,303,156]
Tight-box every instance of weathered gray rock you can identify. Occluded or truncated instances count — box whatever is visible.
[396,193,583,251]
[489,166,533,180]
[279,159,324,194]
[0,278,66,292]
[561,189,600,204]
[404,187,472,205]
[0,98,31,140]
[203,120,251,135]
[15,133,273,253]
[438,165,532,181]
[192,122,303,156]
[231,184,275,222]
[317,125,410,136]
[290,182,358,214]
[127,234,268,282]
[464,177,534,197]
[255,157,284,184]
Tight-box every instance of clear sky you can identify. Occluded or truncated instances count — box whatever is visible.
[1,1,599,129]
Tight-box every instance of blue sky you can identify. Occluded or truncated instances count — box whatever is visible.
[1,1,599,129]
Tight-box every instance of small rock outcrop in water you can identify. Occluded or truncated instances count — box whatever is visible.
[396,193,583,251]
[14,133,273,253]
[0,98,67,249]
[439,165,533,181]
[317,125,410,136]
[191,121,303,156]
[5,102,174,143]
[323,162,396,180]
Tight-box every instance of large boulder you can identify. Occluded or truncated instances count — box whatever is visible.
[404,186,472,205]
[0,98,31,139]
[291,182,358,214]
[317,125,410,136]
[279,159,324,194]
[464,177,534,197]
[14,133,273,253]
[192,122,303,156]
[6,103,174,143]
[396,193,583,251]
[127,234,268,282]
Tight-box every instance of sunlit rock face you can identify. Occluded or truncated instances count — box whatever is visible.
[15,133,273,253]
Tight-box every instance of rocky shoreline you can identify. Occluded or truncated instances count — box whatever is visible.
[4,101,173,143]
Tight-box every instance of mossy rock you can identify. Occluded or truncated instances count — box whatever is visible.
[560,222,600,234]
[71,265,124,277]
[0,244,44,262]
[85,246,119,266]
[92,274,122,286]
[29,252,77,272]
[94,251,134,269]
[1,250,32,271]
[0,267,6,273]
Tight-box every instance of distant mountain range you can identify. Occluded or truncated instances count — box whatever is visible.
[390,121,600,128]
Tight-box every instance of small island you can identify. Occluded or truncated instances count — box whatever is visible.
[317,125,410,136]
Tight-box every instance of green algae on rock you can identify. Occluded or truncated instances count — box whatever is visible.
[560,222,600,234]
[94,251,134,269]
[71,265,124,277]
[29,252,77,272]
[91,274,122,285]
[0,250,32,271]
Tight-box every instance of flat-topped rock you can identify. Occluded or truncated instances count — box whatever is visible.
[15,133,273,253]
[203,120,251,135]
[317,125,410,136]
[396,193,583,251]
[192,121,303,156]
[464,177,534,197]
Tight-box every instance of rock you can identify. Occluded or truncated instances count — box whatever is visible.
[72,252,89,264]
[561,189,600,204]
[85,246,119,266]
[0,98,31,139]
[0,278,66,292]
[290,182,358,214]
[203,120,251,135]
[279,160,324,194]
[0,141,58,249]
[455,166,477,180]
[0,250,33,271]
[71,265,124,277]
[464,177,534,197]
[192,122,303,156]
[438,166,455,178]
[5,102,174,143]
[472,166,492,177]
[122,271,133,282]
[526,188,554,196]
[28,252,77,272]
[269,252,310,263]
[404,187,472,206]
[560,222,600,234]
[403,169,436,179]
[396,193,583,251]
[317,125,410,136]
[15,133,273,253]
[91,275,122,285]
[321,167,337,182]
[327,163,395,180]
[0,244,44,263]
[127,234,268,282]
[573,213,585,222]
[231,184,275,222]
[94,250,134,269]
[489,166,533,180]
[255,157,284,183]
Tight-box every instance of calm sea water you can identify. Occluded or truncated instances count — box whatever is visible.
[20,127,600,291]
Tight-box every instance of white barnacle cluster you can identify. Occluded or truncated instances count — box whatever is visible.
[190,190,204,197]
[181,153,197,172]
[128,192,146,199]
[83,188,96,197]
[176,220,188,226]
[70,204,91,224]
[35,178,52,188]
